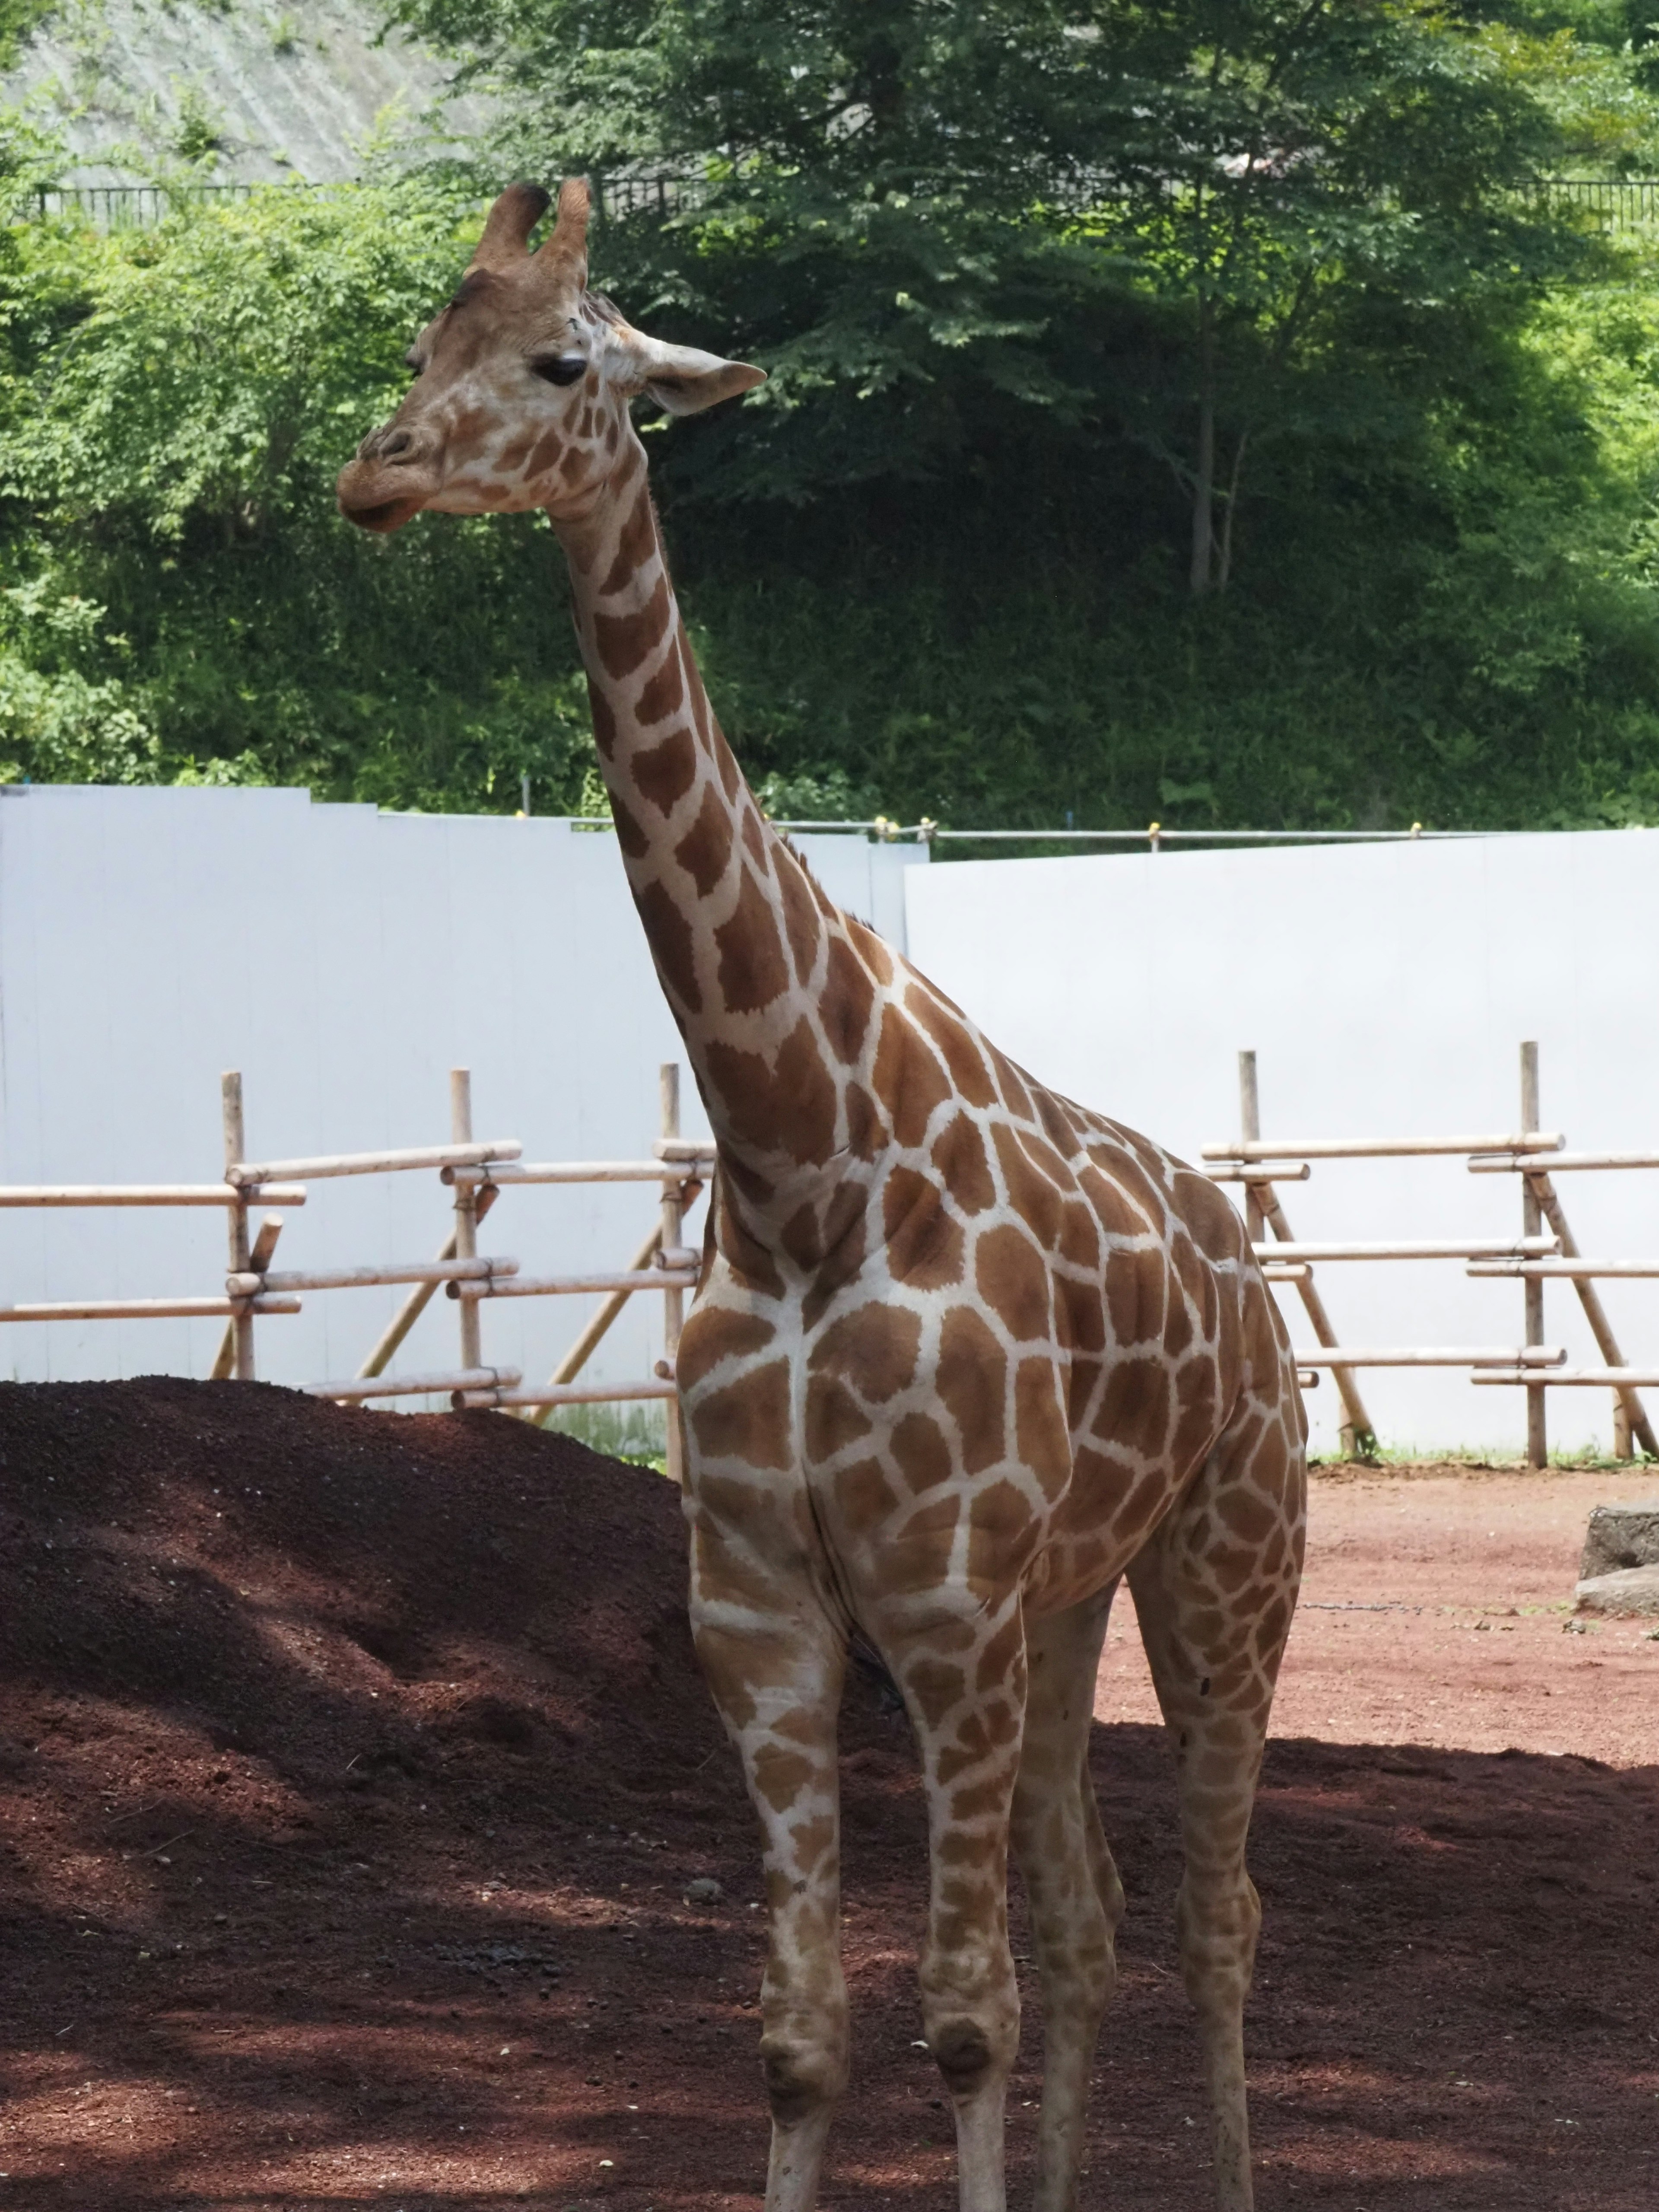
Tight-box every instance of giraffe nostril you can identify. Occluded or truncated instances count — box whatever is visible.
[381,429,416,461]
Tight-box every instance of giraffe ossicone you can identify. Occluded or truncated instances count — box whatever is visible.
[339,177,1307,2212]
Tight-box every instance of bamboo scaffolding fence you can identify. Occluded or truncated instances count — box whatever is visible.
[1210,1043,1659,1463]
[15,1042,1658,1466]
[0,1063,707,1433]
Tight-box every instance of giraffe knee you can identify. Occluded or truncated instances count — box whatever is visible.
[760,2028,847,2126]
[930,2016,998,2097]
[1175,1871,1261,2015]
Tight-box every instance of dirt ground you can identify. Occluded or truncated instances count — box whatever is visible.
[1,1382,1656,2212]
[1104,1461,1659,1767]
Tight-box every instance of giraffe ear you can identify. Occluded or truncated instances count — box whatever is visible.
[630,334,767,416]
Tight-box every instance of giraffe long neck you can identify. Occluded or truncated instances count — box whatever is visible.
[554,431,877,1203]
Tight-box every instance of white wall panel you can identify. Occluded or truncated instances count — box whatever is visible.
[905,830,1659,1456]
[0,785,925,1402]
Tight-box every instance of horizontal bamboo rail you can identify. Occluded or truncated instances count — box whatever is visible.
[227,1140,520,1186]
[457,1376,679,1411]
[1294,1369,1321,1388]
[655,1138,718,1164]
[1293,1345,1566,1367]
[0,1182,306,1207]
[1203,1162,1311,1184]
[449,1265,699,1300]
[1,1294,301,1322]
[1469,1149,1659,1175]
[351,1185,499,1381]
[227,1255,519,1296]
[1261,1263,1312,1281]
[1473,1366,1659,1387]
[519,1220,662,1428]
[1254,1236,1559,1263]
[306,1363,523,1403]
[1468,1258,1659,1279]
[1205,1132,1564,1162]
[446,1160,705,1187]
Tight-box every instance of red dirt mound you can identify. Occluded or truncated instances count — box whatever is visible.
[1,1379,1656,2211]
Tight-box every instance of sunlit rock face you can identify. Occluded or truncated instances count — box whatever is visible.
[3,0,495,192]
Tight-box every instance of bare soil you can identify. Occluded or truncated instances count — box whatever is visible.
[1,1382,1655,2212]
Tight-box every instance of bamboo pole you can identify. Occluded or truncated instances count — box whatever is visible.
[1293,1346,1564,1367]
[1202,1162,1311,1186]
[1205,1132,1564,1162]
[661,1062,687,1486]
[1521,1043,1548,1468]
[0,1183,306,1207]
[229,1255,518,1296]
[1470,1149,1659,1174]
[450,1265,697,1301]
[308,1364,522,1403]
[1614,1394,1635,1459]
[227,1139,520,1185]
[1473,1367,1659,1388]
[1519,1165,1659,1459]
[1238,1050,1265,1246]
[3,1294,301,1322]
[461,1377,679,1411]
[211,1211,285,1379]
[451,1070,482,1374]
[1469,1258,1659,1278]
[1238,1051,1373,1454]
[446,1159,707,1186]
[222,1071,255,1381]
[352,1186,499,1382]
[521,1220,669,1429]
[655,1137,719,1164]
[1255,1236,1558,1263]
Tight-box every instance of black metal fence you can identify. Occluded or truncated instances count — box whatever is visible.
[23,174,1659,233]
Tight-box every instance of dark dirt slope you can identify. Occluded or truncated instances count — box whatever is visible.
[0,1379,1656,2212]
[1,1376,726,1821]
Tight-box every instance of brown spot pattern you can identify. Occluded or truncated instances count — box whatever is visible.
[594,572,670,678]
[809,1303,920,1404]
[714,868,791,1013]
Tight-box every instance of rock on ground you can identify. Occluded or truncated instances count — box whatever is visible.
[1580,1499,1659,1580]
[1575,1563,1659,1618]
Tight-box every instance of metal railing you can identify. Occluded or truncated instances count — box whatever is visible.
[26,173,1659,233]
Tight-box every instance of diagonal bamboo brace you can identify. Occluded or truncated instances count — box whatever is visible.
[1238,1049,1372,1452]
[1524,1166,1658,1458]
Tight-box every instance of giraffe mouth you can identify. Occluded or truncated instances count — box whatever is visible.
[335,452,435,534]
[337,491,427,535]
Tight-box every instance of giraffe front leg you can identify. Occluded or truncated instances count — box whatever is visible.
[691,1562,848,2212]
[884,1592,1029,2212]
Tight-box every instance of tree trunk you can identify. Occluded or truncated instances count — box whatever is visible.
[1217,429,1249,592]
[1190,305,1216,598]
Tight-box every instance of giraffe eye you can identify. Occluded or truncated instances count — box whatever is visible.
[531,353,587,388]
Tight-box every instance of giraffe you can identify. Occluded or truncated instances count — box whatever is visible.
[337,179,1307,2212]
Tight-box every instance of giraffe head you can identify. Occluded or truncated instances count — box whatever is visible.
[336,178,764,533]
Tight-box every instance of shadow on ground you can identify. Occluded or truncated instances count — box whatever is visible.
[0,1379,1654,2209]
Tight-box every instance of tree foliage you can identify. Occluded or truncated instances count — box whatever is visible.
[0,5,1656,832]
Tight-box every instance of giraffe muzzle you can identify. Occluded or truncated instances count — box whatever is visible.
[336,425,439,534]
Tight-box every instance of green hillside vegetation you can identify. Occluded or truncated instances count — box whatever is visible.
[3,1,1659,832]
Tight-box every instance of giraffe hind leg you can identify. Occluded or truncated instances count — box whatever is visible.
[1010,1583,1125,2212]
[1126,1391,1306,2212]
